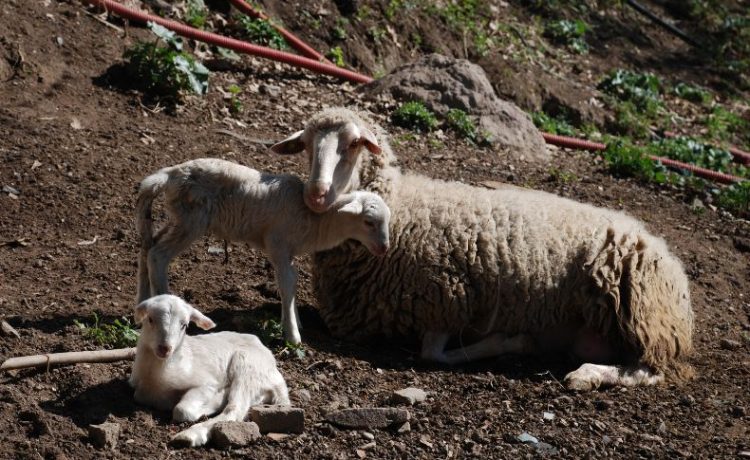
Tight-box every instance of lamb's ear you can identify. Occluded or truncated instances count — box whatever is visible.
[270,130,305,155]
[360,127,381,155]
[134,301,150,325]
[189,307,216,330]
[338,199,363,215]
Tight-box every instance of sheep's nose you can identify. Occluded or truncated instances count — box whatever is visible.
[305,182,331,212]
[156,345,172,358]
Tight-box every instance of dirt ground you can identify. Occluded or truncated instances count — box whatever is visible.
[1,1,749,459]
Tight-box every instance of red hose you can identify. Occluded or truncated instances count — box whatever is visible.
[83,0,372,84]
[542,133,744,184]
[226,0,332,64]
[663,131,750,165]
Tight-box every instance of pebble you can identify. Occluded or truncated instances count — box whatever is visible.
[517,432,538,444]
[391,387,427,406]
[680,395,696,407]
[543,411,555,421]
[292,389,312,405]
[210,421,261,449]
[719,338,741,350]
[88,422,120,450]
[1,320,20,338]
[396,422,411,434]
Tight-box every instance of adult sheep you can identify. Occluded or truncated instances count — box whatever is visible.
[271,108,694,390]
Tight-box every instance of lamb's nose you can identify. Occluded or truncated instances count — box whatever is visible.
[156,345,172,358]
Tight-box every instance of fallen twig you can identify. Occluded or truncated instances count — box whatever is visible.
[1,348,136,371]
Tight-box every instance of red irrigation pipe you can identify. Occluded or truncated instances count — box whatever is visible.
[82,0,373,84]
[542,133,745,184]
[663,131,750,166]
[226,0,332,64]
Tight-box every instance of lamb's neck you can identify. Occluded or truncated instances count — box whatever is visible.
[307,213,351,253]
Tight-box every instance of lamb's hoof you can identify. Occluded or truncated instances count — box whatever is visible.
[170,429,207,448]
[564,365,602,391]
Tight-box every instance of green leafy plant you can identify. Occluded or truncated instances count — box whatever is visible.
[602,139,669,183]
[227,84,243,114]
[598,69,663,116]
[391,101,439,132]
[243,312,305,359]
[328,46,345,67]
[184,0,208,29]
[124,22,209,98]
[236,16,287,50]
[332,18,349,40]
[445,108,480,142]
[544,19,589,54]
[75,313,139,348]
[672,82,712,104]
[652,136,741,175]
[716,181,750,217]
[532,111,576,136]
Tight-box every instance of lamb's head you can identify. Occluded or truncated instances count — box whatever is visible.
[335,191,391,257]
[271,108,381,213]
[134,295,216,359]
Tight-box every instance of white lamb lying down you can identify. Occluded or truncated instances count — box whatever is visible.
[129,294,290,447]
[135,158,391,344]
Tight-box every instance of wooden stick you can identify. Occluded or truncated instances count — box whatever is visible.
[1,348,136,371]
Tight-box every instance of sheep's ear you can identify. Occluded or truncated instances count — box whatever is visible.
[189,307,216,330]
[134,301,149,325]
[360,127,381,155]
[338,199,363,215]
[270,130,305,155]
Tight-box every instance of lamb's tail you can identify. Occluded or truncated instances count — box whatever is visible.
[135,167,172,303]
[586,227,695,383]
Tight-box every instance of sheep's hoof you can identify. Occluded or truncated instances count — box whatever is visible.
[563,375,598,391]
[170,429,207,448]
[172,407,200,423]
[563,364,602,391]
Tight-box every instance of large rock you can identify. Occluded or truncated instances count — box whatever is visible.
[325,407,410,429]
[363,53,549,162]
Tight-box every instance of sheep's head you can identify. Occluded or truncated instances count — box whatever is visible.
[271,108,381,214]
[336,191,391,257]
[134,295,215,360]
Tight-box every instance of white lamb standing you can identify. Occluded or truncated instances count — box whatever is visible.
[129,294,289,447]
[135,158,391,344]
[271,107,695,390]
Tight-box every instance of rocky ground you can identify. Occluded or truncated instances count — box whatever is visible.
[0,1,749,459]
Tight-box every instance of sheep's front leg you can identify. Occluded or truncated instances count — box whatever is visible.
[271,256,302,345]
[172,385,225,423]
[564,363,664,391]
[422,331,534,365]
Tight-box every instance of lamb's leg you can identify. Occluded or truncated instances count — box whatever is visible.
[439,333,535,365]
[172,385,225,423]
[171,350,271,447]
[271,255,301,345]
[147,224,204,297]
[564,363,664,391]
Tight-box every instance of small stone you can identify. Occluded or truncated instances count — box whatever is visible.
[325,407,410,429]
[517,432,538,444]
[266,432,290,442]
[293,389,312,405]
[418,435,433,449]
[210,421,261,449]
[738,450,750,458]
[534,442,558,454]
[542,411,555,421]
[250,405,304,434]
[2,185,20,195]
[259,84,281,97]
[731,406,746,417]
[720,338,741,350]
[1,320,20,338]
[88,422,120,450]
[360,441,376,450]
[680,395,696,407]
[396,422,411,434]
[640,433,663,443]
[361,431,375,440]
[392,387,427,406]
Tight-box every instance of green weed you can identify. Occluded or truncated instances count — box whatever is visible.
[544,19,589,54]
[716,181,750,217]
[184,0,208,29]
[333,18,349,40]
[602,139,669,183]
[672,82,712,104]
[392,102,439,132]
[706,106,747,142]
[124,22,209,99]
[445,108,479,143]
[532,111,576,136]
[598,69,663,116]
[227,84,243,114]
[328,46,345,67]
[236,16,287,50]
[75,313,139,348]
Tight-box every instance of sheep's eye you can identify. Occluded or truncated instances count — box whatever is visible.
[349,138,361,151]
